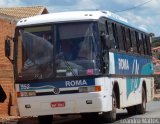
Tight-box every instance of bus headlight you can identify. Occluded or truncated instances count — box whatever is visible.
[79,86,101,93]
[17,91,36,97]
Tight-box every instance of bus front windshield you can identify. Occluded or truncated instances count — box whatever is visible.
[15,22,101,81]
[56,22,101,77]
[16,26,54,80]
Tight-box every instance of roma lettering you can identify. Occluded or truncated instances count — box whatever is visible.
[65,80,87,87]
[118,58,129,70]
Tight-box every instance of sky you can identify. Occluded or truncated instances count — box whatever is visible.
[0,0,160,36]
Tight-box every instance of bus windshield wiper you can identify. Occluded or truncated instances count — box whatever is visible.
[57,52,77,77]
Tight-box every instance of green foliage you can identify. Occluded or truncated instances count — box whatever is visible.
[152,37,160,47]
[154,75,160,89]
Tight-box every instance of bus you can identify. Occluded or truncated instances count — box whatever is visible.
[5,10,154,123]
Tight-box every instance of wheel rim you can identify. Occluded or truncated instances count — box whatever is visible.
[112,94,116,119]
[143,95,146,111]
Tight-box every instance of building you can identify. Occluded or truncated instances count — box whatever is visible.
[152,46,160,75]
[152,46,160,59]
[0,6,48,116]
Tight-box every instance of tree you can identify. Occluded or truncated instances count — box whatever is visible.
[152,37,160,47]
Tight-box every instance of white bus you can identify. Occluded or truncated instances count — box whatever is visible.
[5,10,154,123]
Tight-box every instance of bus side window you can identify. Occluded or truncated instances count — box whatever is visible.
[112,23,119,50]
[138,33,144,55]
[142,34,147,55]
[128,29,133,52]
[135,31,140,54]
[117,24,124,51]
[146,35,152,55]
[105,20,109,35]
[144,35,149,55]
[107,21,115,49]
[130,30,137,53]
[121,26,127,52]
[125,28,132,52]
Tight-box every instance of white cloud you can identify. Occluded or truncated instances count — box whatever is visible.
[118,11,159,35]
[143,0,160,9]
[75,0,99,10]
[0,0,21,7]
[109,0,160,35]
[0,0,8,6]
[49,0,99,12]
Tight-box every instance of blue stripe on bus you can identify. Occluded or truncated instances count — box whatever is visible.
[114,53,154,75]
[19,78,95,91]
[126,78,141,98]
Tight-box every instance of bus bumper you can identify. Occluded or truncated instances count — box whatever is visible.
[17,92,112,116]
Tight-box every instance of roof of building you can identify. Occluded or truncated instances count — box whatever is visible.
[152,46,160,50]
[0,6,48,20]
[16,10,148,33]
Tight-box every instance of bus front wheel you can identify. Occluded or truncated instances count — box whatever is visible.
[38,115,53,124]
[103,91,117,123]
[126,106,136,115]
[81,112,99,120]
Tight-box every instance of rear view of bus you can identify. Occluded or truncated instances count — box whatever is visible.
[5,10,154,123]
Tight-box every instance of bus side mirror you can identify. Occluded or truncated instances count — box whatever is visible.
[5,37,14,64]
[5,38,11,57]
[101,33,111,49]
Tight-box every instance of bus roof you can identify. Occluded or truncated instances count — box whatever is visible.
[17,10,148,33]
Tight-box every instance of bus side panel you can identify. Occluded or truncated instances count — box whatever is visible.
[103,77,113,112]
[119,78,137,108]
[118,78,126,108]
[119,77,153,108]
[145,77,154,102]
[134,78,143,105]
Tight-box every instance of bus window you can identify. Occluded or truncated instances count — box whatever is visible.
[145,35,149,55]
[135,31,140,54]
[121,26,127,51]
[105,21,109,34]
[142,34,147,55]
[138,33,144,55]
[112,23,119,49]
[117,24,124,51]
[146,35,152,55]
[128,29,133,52]
[131,30,137,53]
[125,28,132,52]
[108,21,115,49]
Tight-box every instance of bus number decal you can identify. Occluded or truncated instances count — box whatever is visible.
[20,84,30,90]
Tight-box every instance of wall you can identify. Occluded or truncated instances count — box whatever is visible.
[0,18,16,115]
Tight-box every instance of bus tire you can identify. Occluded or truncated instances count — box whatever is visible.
[81,113,98,120]
[103,91,117,123]
[38,115,53,124]
[126,106,136,115]
[136,87,146,114]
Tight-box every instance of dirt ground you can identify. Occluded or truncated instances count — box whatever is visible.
[0,116,40,124]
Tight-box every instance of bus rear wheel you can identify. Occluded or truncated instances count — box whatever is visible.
[38,115,53,124]
[103,91,117,123]
[136,87,146,114]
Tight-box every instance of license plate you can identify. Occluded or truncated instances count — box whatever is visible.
[51,102,65,108]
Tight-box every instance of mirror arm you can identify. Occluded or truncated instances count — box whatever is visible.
[7,57,14,64]
[6,35,14,40]
[6,35,16,43]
